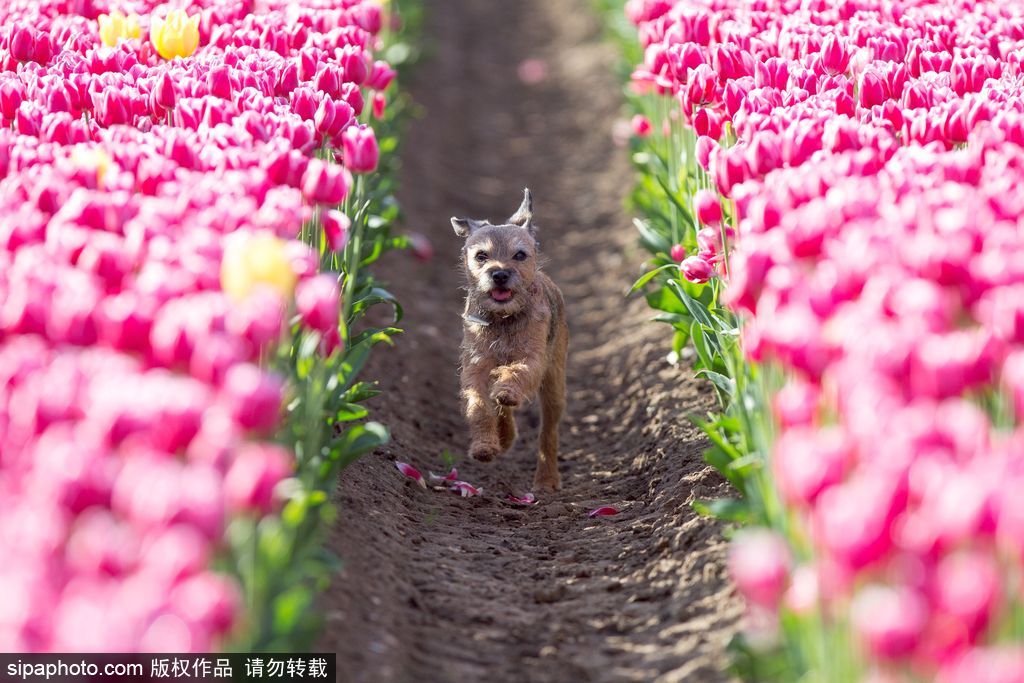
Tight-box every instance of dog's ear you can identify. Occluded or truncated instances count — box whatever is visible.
[451,217,486,238]
[508,188,536,236]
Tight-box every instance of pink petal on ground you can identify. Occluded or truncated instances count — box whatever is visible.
[429,468,459,482]
[506,493,537,506]
[517,58,548,85]
[588,506,619,518]
[450,480,482,498]
[394,461,427,488]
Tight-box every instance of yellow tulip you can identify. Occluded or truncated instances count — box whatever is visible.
[70,146,113,188]
[98,11,142,47]
[221,232,298,302]
[150,9,200,60]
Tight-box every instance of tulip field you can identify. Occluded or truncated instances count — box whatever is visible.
[609,0,1024,680]
[13,0,1024,676]
[0,0,414,653]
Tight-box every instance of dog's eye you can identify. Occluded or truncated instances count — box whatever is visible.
[513,250,528,261]
[474,251,489,262]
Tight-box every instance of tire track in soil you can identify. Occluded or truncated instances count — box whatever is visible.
[323,1,741,681]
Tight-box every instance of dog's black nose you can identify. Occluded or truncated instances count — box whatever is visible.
[491,270,510,286]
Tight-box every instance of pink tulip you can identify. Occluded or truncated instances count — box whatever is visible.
[372,92,386,119]
[695,189,722,225]
[631,114,652,137]
[817,475,903,571]
[851,585,928,661]
[680,255,712,283]
[220,364,283,435]
[367,61,396,91]
[695,135,716,170]
[773,378,820,428]
[340,125,379,174]
[10,26,36,63]
[295,274,340,337]
[933,550,1001,642]
[772,426,850,506]
[322,210,350,252]
[170,572,239,634]
[302,159,351,205]
[224,444,292,514]
[819,35,850,76]
[728,529,791,608]
[669,244,686,263]
[937,647,1024,683]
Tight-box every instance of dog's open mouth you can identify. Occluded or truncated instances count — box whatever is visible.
[490,288,513,303]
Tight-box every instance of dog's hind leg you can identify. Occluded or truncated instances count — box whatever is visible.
[497,406,517,453]
[534,339,567,492]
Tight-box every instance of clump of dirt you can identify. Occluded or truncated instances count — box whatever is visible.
[321,0,742,680]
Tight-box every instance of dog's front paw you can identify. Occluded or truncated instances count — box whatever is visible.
[490,383,522,407]
[469,441,501,463]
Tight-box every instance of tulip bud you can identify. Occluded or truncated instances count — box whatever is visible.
[372,92,386,119]
[695,135,716,170]
[695,189,722,225]
[338,45,368,85]
[670,244,686,263]
[819,34,850,76]
[290,89,318,125]
[314,65,341,98]
[367,60,396,91]
[631,114,652,137]
[322,210,350,252]
[681,255,712,283]
[301,159,351,205]
[275,61,299,96]
[10,26,36,63]
[340,125,379,173]
[339,82,365,116]
[207,64,232,99]
[859,70,888,108]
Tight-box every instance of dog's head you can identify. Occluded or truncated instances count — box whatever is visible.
[452,188,539,317]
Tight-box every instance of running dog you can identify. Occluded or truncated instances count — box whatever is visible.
[451,189,569,492]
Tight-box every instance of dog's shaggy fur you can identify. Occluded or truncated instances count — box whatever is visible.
[451,189,569,491]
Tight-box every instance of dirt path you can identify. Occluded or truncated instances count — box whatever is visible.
[322,1,741,680]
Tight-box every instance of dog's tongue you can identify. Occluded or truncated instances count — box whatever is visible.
[491,288,512,302]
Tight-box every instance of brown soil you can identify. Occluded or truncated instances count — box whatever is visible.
[322,1,742,681]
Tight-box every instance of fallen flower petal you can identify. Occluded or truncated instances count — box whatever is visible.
[450,481,482,497]
[506,493,537,506]
[429,468,459,482]
[394,461,427,489]
[588,506,619,518]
